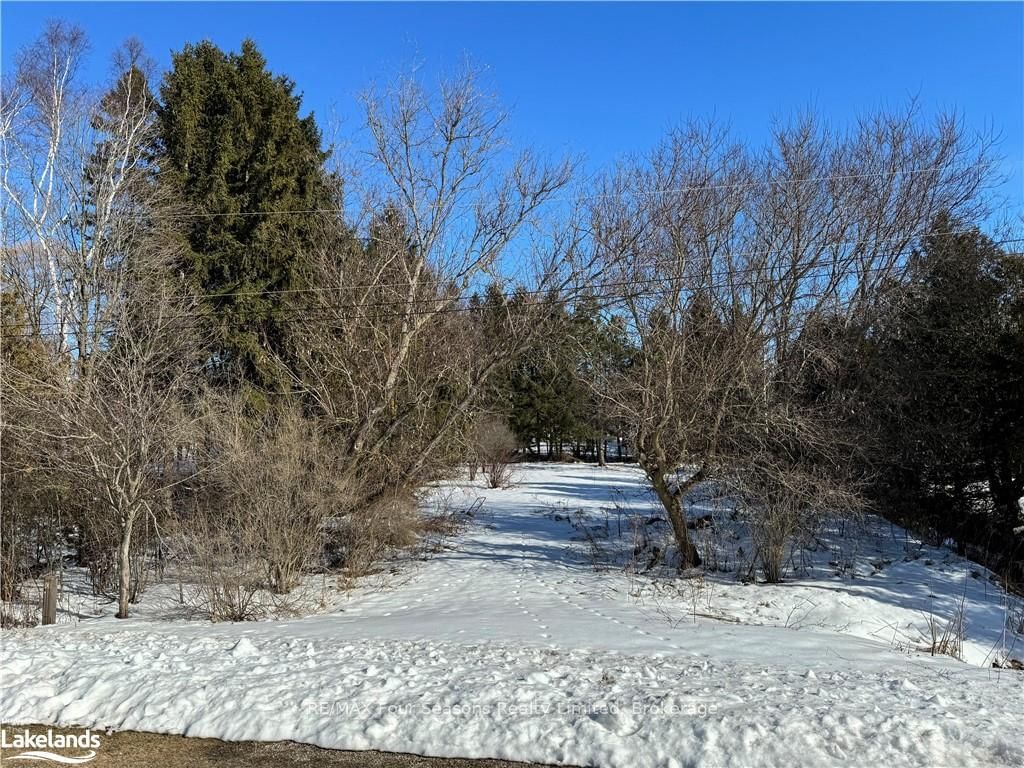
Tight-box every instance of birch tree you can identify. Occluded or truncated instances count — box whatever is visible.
[2,24,164,368]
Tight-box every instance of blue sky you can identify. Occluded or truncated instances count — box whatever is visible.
[3,2,1023,211]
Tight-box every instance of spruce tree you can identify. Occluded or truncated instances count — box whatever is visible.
[157,39,330,400]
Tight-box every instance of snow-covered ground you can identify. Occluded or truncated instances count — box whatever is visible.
[2,463,1022,767]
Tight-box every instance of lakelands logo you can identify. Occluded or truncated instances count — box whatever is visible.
[1,727,101,764]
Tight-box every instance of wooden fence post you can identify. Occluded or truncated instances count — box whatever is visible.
[41,572,57,625]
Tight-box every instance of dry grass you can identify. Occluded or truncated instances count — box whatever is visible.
[920,596,967,660]
[0,597,39,628]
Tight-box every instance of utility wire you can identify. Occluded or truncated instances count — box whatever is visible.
[8,235,1023,339]
[155,220,1024,302]
[8,220,1020,306]
[52,158,1017,219]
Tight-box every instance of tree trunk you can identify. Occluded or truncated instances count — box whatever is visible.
[646,464,702,569]
[116,519,133,619]
[597,439,607,467]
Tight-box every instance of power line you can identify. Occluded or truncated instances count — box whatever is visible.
[145,159,1024,217]
[5,161,1017,225]
[157,221,1024,302]
[7,235,1023,339]
[12,233,1024,334]
[9,219,1018,308]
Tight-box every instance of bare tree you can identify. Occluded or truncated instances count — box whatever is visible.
[285,68,580,518]
[591,109,997,573]
[349,68,573,453]
[2,26,199,616]
[9,277,200,617]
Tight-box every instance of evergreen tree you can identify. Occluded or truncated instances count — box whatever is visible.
[869,214,1023,568]
[502,299,585,456]
[978,247,1024,540]
[571,295,632,463]
[485,293,632,461]
[157,39,331,399]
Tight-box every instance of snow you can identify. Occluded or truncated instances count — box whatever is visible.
[2,463,1022,767]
